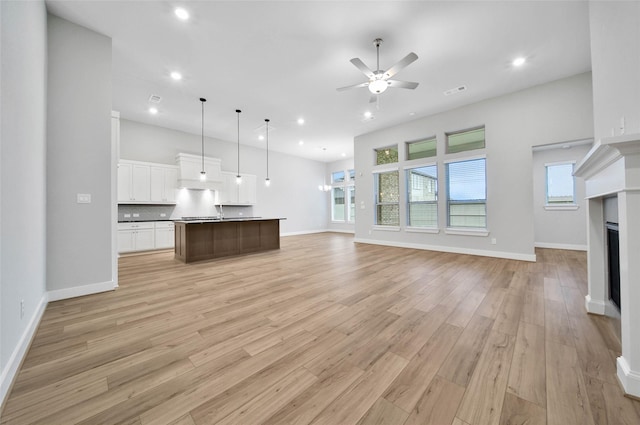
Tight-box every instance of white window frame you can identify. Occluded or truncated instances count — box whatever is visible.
[404,162,438,230]
[445,155,488,234]
[373,167,400,228]
[331,186,346,222]
[544,160,578,210]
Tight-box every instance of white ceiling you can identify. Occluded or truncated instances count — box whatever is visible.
[45,0,592,162]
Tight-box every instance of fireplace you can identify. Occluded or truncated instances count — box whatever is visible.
[606,222,620,310]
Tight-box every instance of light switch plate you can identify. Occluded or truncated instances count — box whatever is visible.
[77,193,91,204]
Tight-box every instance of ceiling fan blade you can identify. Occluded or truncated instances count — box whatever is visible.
[387,80,419,90]
[384,52,418,79]
[336,82,369,92]
[350,58,375,79]
[369,94,378,103]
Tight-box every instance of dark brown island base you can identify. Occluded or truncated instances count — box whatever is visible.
[174,218,285,263]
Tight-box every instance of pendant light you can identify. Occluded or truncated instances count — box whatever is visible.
[264,118,271,187]
[318,147,331,191]
[199,98,207,181]
[235,109,242,185]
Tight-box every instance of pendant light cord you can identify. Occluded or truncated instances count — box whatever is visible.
[236,109,241,177]
[265,119,270,179]
[200,98,207,173]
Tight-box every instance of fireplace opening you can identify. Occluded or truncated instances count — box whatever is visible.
[606,221,620,310]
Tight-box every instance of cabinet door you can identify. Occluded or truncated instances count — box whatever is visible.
[163,167,178,203]
[132,165,151,202]
[135,228,155,251]
[220,172,238,204]
[155,228,175,249]
[117,230,135,253]
[238,174,257,205]
[117,163,133,202]
[150,167,164,202]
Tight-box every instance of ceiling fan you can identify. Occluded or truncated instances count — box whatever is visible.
[337,38,419,103]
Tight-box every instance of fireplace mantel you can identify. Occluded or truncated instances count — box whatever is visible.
[575,132,640,397]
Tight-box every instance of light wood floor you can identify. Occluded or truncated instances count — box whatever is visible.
[2,233,639,425]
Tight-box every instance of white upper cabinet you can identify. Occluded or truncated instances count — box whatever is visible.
[176,153,222,190]
[219,171,257,205]
[118,160,178,204]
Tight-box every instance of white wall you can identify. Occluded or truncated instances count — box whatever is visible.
[589,1,640,140]
[119,119,329,234]
[326,158,355,233]
[532,143,592,250]
[1,0,48,405]
[46,15,114,295]
[354,73,594,261]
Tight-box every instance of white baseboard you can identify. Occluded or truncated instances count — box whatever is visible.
[0,293,48,407]
[617,356,640,398]
[48,280,116,302]
[325,229,355,234]
[534,242,587,251]
[353,238,537,262]
[281,229,328,237]
[585,294,606,315]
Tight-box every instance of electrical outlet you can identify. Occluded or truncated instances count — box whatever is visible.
[491,238,497,245]
[160,213,166,217]
[133,213,140,217]
[20,299,24,319]
[620,116,626,135]
[124,213,131,218]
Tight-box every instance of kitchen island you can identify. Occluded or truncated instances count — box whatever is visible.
[174,217,284,263]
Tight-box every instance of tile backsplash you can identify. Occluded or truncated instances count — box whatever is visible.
[118,205,176,222]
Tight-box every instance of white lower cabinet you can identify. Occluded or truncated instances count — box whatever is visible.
[154,221,175,249]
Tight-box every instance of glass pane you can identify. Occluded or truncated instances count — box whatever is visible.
[375,146,398,165]
[447,158,486,228]
[332,187,345,221]
[332,171,345,183]
[376,204,399,226]
[407,138,437,160]
[546,163,574,204]
[447,127,485,154]
[348,186,356,222]
[407,165,437,202]
[376,171,399,203]
[348,169,355,181]
[409,202,437,227]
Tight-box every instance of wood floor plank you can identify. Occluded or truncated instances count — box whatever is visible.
[2,236,637,425]
[456,330,516,425]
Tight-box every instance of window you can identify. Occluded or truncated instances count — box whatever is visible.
[347,186,356,223]
[446,127,485,154]
[375,146,398,165]
[407,165,438,227]
[406,137,437,160]
[332,170,345,184]
[546,162,575,205]
[374,170,399,226]
[446,158,486,228]
[332,187,345,221]
[348,169,355,182]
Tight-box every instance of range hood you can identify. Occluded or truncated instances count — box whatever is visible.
[176,153,223,190]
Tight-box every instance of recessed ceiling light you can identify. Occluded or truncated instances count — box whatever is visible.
[341,153,346,157]
[408,112,416,116]
[174,7,189,20]
[170,71,182,80]
[512,57,526,67]
[298,140,304,145]
[258,135,264,141]
[149,107,158,115]
[364,111,372,118]
[297,118,305,125]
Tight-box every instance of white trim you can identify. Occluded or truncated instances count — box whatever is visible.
[48,280,116,302]
[372,225,401,232]
[617,356,640,398]
[443,153,486,164]
[324,229,355,234]
[1,293,48,405]
[403,161,437,170]
[544,160,577,167]
[445,227,489,237]
[532,138,593,152]
[281,229,328,237]
[544,204,579,211]
[405,227,440,234]
[353,237,536,262]
[535,242,587,251]
[585,294,606,315]
[371,166,399,174]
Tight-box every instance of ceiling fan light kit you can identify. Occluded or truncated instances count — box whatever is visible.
[337,38,419,99]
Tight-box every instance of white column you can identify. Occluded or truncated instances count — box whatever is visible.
[617,189,640,397]
[585,197,607,314]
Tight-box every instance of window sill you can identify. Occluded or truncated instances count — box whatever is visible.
[372,225,401,232]
[405,227,439,234]
[445,227,489,237]
[544,204,579,211]
[331,220,346,224]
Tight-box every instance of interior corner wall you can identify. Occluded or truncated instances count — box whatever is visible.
[532,144,592,250]
[0,0,48,404]
[326,158,355,233]
[46,14,114,294]
[354,73,594,260]
[589,1,640,140]
[118,119,329,234]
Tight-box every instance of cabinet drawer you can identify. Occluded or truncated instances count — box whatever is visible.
[118,222,155,231]
[154,221,175,229]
